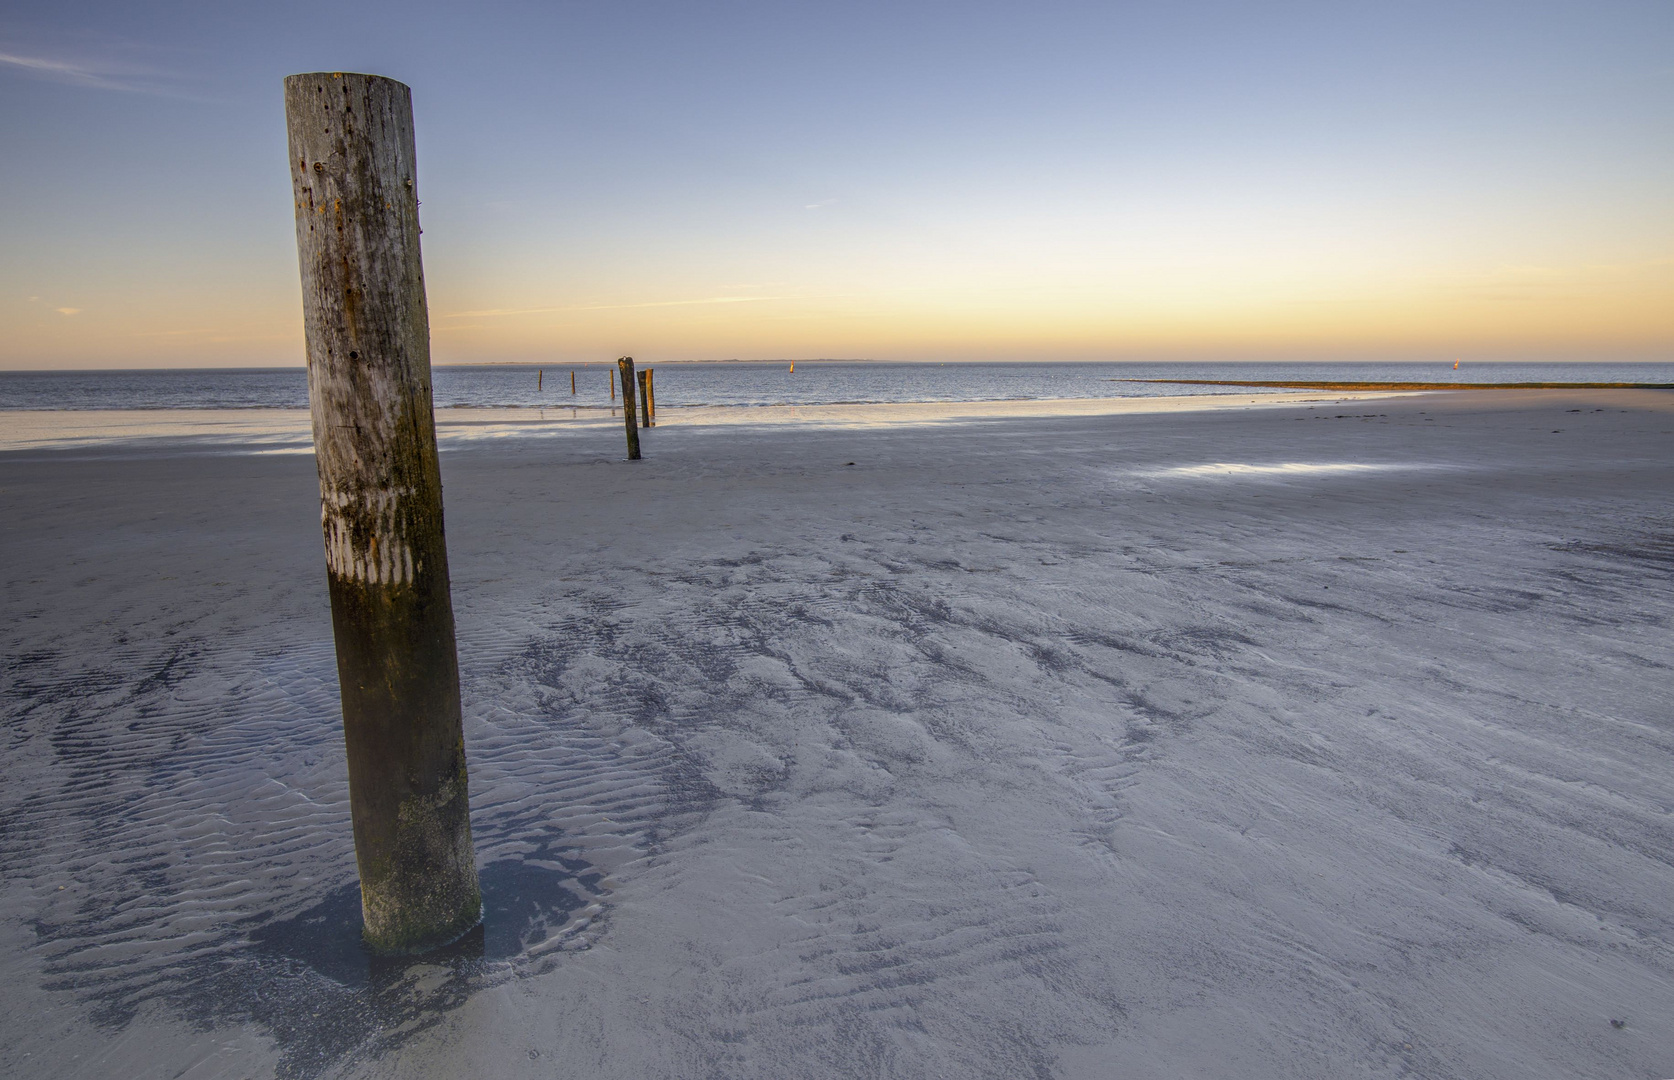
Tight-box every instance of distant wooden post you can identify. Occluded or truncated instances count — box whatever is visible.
[645,368,655,424]
[537,369,543,391]
[637,370,651,428]
[570,370,576,395]
[609,369,616,400]
[617,356,641,458]
[284,72,480,955]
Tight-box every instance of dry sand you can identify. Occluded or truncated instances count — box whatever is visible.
[2,388,1672,1079]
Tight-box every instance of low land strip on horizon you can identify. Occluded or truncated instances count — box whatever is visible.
[1125,379,1674,391]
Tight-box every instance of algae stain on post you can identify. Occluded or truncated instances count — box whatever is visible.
[284,71,481,955]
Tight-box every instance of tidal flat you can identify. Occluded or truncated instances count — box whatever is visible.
[2,389,1671,1079]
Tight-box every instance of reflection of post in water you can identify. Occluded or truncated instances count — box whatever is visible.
[284,71,481,955]
[617,356,641,459]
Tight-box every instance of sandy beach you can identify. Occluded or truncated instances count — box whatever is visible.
[2,388,1672,1079]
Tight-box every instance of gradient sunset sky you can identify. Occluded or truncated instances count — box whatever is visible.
[1,0,1669,369]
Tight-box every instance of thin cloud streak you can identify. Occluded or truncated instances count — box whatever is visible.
[445,296,785,318]
[0,50,186,95]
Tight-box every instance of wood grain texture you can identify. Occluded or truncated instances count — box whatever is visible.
[617,356,641,458]
[285,71,480,954]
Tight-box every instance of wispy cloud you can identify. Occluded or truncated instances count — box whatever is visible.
[26,296,82,315]
[444,296,783,318]
[0,50,185,95]
[805,199,839,210]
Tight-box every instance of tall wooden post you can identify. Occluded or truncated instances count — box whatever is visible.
[610,369,616,400]
[284,72,480,955]
[637,370,651,428]
[618,356,641,458]
[645,368,655,424]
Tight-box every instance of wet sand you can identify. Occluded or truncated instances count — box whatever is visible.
[2,389,1672,1079]
[0,388,1407,454]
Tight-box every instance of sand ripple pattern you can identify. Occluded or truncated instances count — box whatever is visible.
[0,621,687,1078]
[5,402,1674,1080]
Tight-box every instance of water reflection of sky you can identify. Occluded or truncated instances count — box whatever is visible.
[8,360,1660,412]
[0,392,1409,453]
[1142,462,1458,479]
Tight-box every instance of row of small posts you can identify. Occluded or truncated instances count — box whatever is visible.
[285,70,657,955]
[534,369,581,396]
[537,363,655,439]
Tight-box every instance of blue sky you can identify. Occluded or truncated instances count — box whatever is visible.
[2,0,1669,367]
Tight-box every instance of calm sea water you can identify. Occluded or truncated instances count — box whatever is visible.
[2,360,1670,412]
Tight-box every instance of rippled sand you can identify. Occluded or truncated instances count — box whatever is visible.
[2,389,1671,1079]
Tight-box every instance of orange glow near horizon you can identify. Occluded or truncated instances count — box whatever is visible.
[7,251,1666,369]
[2,3,1670,371]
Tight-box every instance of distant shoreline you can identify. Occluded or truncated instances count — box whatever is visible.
[1121,379,1674,391]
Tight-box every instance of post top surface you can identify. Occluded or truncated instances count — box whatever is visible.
[284,71,410,93]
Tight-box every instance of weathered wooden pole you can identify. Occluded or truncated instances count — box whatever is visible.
[537,368,543,391]
[617,356,641,459]
[570,370,576,395]
[609,368,616,400]
[645,368,655,424]
[284,72,481,955]
[637,370,651,428]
